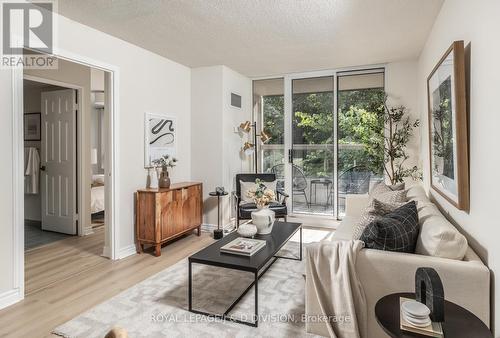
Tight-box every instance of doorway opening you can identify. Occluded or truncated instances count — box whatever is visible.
[22,55,113,294]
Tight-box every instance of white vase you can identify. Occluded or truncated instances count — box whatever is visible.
[150,168,159,189]
[251,207,275,235]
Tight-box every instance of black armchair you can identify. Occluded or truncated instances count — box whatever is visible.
[235,173,289,227]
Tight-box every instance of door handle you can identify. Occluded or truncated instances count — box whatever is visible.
[288,149,293,163]
[40,165,46,171]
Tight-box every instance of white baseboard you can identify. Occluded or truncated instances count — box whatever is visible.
[116,244,137,260]
[0,288,23,310]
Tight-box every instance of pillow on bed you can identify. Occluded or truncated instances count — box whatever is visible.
[92,174,105,185]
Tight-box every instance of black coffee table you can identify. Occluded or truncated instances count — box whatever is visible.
[375,292,492,338]
[188,221,302,327]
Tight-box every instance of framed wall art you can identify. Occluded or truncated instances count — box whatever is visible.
[144,113,176,167]
[24,113,41,141]
[427,40,469,211]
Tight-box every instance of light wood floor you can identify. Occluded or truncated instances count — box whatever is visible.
[0,230,214,338]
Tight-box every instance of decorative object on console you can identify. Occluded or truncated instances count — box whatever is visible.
[152,154,177,189]
[209,188,228,240]
[136,182,202,256]
[237,223,257,237]
[415,267,444,322]
[144,113,176,167]
[238,121,271,173]
[427,40,469,211]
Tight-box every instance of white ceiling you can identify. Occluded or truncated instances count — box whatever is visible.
[57,0,443,77]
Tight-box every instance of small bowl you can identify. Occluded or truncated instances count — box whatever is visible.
[237,223,257,237]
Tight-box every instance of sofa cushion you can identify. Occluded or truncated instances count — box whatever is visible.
[414,203,468,260]
[332,216,357,241]
[405,185,468,260]
[370,181,405,195]
[352,199,406,240]
[360,201,419,253]
[370,182,407,203]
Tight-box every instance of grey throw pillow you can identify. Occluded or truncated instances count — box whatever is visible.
[352,198,406,240]
[360,201,419,253]
[370,181,405,197]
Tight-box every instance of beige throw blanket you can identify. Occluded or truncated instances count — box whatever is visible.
[305,240,367,338]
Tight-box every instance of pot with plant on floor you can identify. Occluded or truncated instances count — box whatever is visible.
[247,179,276,235]
[152,155,178,189]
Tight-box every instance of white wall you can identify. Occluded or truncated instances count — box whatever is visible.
[0,13,191,305]
[191,66,224,225]
[191,65,252,226]
[417,0,500,333]
[385,60,421,185]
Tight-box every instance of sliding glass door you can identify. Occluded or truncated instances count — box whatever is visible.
[254,69,384,219]
[291,76,335,215]
[337,70,385,217]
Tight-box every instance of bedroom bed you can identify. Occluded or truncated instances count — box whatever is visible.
[91,174,105,214]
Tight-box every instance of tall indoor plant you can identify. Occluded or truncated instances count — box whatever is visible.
[381,95,421,184]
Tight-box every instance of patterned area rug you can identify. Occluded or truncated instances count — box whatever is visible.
[53,242,319,338]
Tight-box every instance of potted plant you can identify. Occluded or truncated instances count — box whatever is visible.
[381,96,421,184]
[152,155,177,188]
[246,179,276,234]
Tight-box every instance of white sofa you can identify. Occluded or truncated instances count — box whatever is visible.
[305,184,490,338]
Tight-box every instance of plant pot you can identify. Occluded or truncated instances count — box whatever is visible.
[251,207,275,235]
[158,167,171,188]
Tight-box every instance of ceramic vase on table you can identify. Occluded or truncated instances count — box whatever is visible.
[251,206,275,235]
[158,166,171,188]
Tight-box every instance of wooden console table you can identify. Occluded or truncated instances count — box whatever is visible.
[136,182,203,256]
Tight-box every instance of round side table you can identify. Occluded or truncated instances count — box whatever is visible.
[209,190,228,239]
[375,292,492,338]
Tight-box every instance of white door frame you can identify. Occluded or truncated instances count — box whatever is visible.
[24,75,83,235]
[11,48,120,304]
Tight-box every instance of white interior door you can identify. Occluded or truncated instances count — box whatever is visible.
[41,89,77,234]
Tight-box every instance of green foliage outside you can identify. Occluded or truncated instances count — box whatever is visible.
[262,89,386,178]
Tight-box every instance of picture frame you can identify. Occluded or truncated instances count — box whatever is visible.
[24,113,41,141]
[144,113,176,167]
[427,40,469,211]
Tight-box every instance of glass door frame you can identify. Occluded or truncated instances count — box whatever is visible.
[287,73,337,218]
[253,65,386,220]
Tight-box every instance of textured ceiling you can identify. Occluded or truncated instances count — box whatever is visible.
[57,0,443,77]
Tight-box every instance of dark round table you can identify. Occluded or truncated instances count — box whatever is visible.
[375,292,492,338]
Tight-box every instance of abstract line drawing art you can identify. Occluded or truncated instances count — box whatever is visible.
[145,113,176,167]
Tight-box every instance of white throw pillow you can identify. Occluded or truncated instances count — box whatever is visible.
[414,202,468,260]
[239,180,277,204]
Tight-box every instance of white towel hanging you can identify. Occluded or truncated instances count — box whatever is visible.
[25,147,40,194]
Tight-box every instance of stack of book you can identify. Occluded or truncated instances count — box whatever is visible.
[220,238,266,256]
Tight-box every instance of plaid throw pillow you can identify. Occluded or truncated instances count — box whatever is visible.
[359,201,419,253]
[352,199,406,240]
